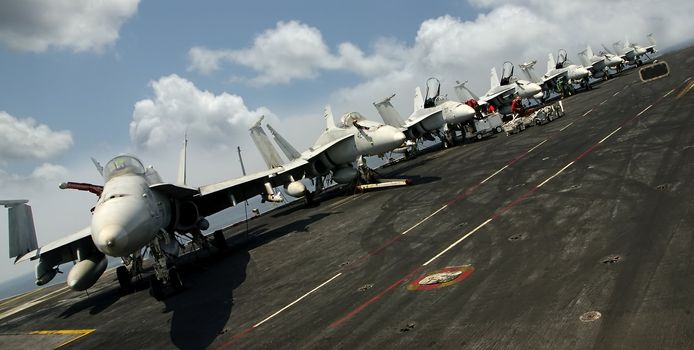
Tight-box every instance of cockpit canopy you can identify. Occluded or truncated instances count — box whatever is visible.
[103,155,145,181]
[340,112,366,128]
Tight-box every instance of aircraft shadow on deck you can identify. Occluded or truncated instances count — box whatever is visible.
[54,211,334,348]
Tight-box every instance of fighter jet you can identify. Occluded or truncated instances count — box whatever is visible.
[603,33,657,66]
[373,77,475,147]
[544,50,591,86]
[477,62,543,113]
[577,45,625,79]
[2,145,305,299]
[248,107,406,201]
[519,50,591,98]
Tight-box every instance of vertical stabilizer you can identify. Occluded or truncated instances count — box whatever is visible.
[519,61,541,83]
[453,80,479,102]
[177,134,187,185]
[587,45,595,59]
[647,33,656,46]
[612,41,623,54]
[490,67,500,88]
[1,200,38,262]
[601,43,615,55]
[324,105,337,131]
[249,116,285,169]
[373,94,405,128]
[266,124,301,161]
[413,87,425,112]
[577,49,591,67]
[547,53,556,73]
[91,157,104,177]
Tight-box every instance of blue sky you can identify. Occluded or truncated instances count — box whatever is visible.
[1,0,692,284]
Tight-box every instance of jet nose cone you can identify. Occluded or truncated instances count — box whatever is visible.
[528,83,542,95]
[394,130,406,144]
[95,225,128,256]
[451,104,475,124]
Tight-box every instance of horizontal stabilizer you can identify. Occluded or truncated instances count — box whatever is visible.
[1,200,38,262]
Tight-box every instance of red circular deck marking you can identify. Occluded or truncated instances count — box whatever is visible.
[407,265,474,291]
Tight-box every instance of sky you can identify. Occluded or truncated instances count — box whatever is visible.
[1,0,693,284]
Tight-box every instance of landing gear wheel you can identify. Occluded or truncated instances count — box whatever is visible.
[495,126,502,133]
[212,230,227,249]
[149,275,164,300]
[534,119,540,126]
[168,267,184,291]
[117,266,133,293]
[475,133,482,140]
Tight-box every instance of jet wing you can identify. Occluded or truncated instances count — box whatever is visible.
[401,107,444,136]
[480,85,514,102]
[543,69,567,82]
[16,227,94,267]
[178,135,356,217]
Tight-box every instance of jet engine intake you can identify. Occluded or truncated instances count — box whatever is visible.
[66,253,107,291]
[173,201,200,231]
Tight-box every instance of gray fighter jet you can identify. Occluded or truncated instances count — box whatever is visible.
[248,106,406,201]
[373,78,476,147]
[2,146,309,299]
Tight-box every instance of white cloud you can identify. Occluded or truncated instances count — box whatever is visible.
[0,0,140,53]
[129,74,275,150]
[0,111,73,162]
[0,163,68,189]
[329,0,694,115]
[188,20,402,85]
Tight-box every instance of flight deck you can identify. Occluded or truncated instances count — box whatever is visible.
[1,46,693,349]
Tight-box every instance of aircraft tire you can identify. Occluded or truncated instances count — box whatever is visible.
[169,267,184,291]
[149,275,165,300]
[213,230,227,249]
[117,266,133,293]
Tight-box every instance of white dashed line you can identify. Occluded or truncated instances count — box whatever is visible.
[599,99,608,105]
[423,218,493,266]
[582,109,594,117]
[480,140,547,184]
[613,91,620,97]
[663,89,675,98]
[559,121,575,132]
[401,205,448,235]
[599,127,623,144]
[253,273,343,328]
[636,104,652,117]
[537,161,575,188]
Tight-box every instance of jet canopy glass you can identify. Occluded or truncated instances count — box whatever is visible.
[103,155,146,181]
[340,112,366,128]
